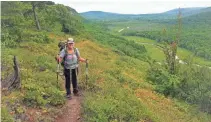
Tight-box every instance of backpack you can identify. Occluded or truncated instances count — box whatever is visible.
[58,41,66,51]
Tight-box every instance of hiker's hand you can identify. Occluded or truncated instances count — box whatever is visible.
[56,55,61,63]
[55,56,58,61]
[57,58,60,63]
[79,57,87,63]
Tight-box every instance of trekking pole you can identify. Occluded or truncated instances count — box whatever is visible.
[56,58,60,88]
[85,59,88,87]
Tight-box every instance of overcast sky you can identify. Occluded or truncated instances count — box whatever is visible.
[52,0,211,14]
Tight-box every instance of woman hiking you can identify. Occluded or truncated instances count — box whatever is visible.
[57,38,87,99]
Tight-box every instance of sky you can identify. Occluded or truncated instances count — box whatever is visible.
[52,0,211,14]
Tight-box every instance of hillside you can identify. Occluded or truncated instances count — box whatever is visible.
[1,1,211,122]
[3,34,211,121]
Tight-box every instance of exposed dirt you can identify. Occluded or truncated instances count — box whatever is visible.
[56,95,82,122]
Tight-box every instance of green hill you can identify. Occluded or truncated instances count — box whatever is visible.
[81,7,209,21]
[80,11,132,21]
[163,7,206,16]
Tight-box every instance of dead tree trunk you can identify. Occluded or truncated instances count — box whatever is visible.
[1,56,21,91]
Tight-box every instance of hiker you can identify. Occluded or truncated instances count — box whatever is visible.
[57,38,87,99]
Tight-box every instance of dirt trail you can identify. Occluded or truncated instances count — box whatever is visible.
[56,95,82,122]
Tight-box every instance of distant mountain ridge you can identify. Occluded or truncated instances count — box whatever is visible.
[80,7,210,21]
[164,7,204,14]
[80,11,137,21]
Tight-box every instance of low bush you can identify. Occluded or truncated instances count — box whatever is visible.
[147,62,211,113]
[82,81,156,122]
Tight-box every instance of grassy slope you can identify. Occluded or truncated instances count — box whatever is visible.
[1,33,69,121]
[76,40,210,121]
[2,32,211,121]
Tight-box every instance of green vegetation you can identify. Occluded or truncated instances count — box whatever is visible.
[1,107,14,122]
[123,35,211,114]
[1,1,84,121]
[82,6,211,118]
[80,41,211,121]
[2,1,211,121]
[1,40,66,121]
[85,27,148,61]
[74,41,158,121]
[124,36,211,67]
[147,60,211,114]
[81,7,207,21]
[115,9,211,60]
[78,41,210,122]
[1,1,84,48]
[91,7,211,61]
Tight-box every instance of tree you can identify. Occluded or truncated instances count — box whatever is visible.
[31,2,41,30]
[30,1,55,30]
[162,8,182,74]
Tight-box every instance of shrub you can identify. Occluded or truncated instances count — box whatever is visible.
[22,70,65,107]
[82,81,155,122]
[22,31,52,43]
[1,107,14,122]
[36,55,54,71]
[1,32,19,48]
[147,62,211,113]
[23,90,48,107]
[147,64,180,97]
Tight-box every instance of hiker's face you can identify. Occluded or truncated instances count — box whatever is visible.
[67,43,74,49]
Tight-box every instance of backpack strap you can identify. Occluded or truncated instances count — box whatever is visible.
[64,48,78,59]
[74,48,79,59]
[63,48,68,61]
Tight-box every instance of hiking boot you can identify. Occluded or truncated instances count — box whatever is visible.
[66,94,72,99]
[74,92,80,96]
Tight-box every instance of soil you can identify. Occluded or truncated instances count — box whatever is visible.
[55,94,82,122]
